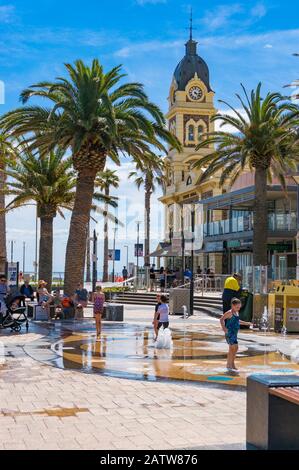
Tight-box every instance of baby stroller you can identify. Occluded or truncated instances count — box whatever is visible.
[0,293,29,332]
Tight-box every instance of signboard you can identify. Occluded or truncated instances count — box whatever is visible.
[5,262,19,289]
[268,243,292,253]
[108,250,121,261]
[135,244,143,257]
[205,241,223,252]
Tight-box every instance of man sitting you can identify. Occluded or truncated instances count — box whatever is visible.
[20,280,35,302]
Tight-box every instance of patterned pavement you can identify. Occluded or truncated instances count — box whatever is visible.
[0,305,298,450]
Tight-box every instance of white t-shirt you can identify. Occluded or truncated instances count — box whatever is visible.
[157,303,169,323]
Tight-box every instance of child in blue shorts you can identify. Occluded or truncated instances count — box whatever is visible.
[220,298,252,372]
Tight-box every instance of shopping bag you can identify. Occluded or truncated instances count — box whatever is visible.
[155,327,173,349]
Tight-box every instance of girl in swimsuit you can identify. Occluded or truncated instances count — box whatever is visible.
[220,297,252,372]
[93,285,105,340]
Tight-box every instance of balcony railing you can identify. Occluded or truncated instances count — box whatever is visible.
[204,212,297,237]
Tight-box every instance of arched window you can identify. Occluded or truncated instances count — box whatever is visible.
[198,125,204,141]
[188,125,194,141]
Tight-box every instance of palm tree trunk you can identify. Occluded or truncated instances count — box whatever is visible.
[39,216,54,290]
[0,158,7,273]
[103,187,109,282]
[64,168,99,295]
[144,177,152,267]
[86,220,91,283]
[253,168,268,266]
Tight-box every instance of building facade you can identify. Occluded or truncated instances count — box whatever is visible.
[159,33,222,272]
[159,34,298,280]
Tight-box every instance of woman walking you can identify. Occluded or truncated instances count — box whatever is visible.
[93,285,105,340]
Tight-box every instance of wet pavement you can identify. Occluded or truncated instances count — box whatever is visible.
[19,319,299,389]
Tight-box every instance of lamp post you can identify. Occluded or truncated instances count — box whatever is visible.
[189,204,195,316]
[124,245,129,271]
[10,240,15,263]
[180,206,185,283]
[22,241,26,274]
[292,174,299,280]
[112,226,117,282]
[136,221,141,289]
[92,230,98,293]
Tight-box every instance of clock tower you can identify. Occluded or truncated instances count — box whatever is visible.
[159,32,222,273]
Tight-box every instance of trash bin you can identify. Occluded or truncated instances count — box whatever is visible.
[104,304,124,321]
[169,288,190,315]
[239,290,253,326]
[272,285,299,333]
[247,374,299,450]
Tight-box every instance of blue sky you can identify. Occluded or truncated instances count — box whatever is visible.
[1,0,299,274]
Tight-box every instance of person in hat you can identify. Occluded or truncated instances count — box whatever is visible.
[222,273,242,314]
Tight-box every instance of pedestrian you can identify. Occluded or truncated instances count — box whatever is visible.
[122,266,128,281]
[93,285,105,340]
[0,276,9,316]
[197,266,202,275]
[74,282,88,318]
[153,295,169,332]
[20,280,35,302]
[159,267,165,292]
[222,272,242,314]
[150,264,156,291]
[220,298,252,372]
[152,293,161,341]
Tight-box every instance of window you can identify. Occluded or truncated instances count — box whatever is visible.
[202,190,213,200]
[198,125,204,141]
[188,125,194,141]
[186,176,192,186]
[182,171,185,182]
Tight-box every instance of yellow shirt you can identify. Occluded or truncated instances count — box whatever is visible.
[224,276,240,291]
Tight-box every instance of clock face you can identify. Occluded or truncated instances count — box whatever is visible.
[189,86,203,101]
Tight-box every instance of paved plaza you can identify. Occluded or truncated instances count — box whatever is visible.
[0,305,299,450]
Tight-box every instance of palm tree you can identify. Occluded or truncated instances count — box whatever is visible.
[3,146,118,289]
[96,170,119,282]
[193,83,299,267]
[0,132,16,273]
[129,156,167,267]
[85,180,119,283]
[0,59,182,294]
[3,147,75,288]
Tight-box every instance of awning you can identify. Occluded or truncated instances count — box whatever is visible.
[150,240,201,257]
[198,185,297,211]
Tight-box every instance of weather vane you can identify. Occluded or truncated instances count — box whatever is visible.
[185,7,197,40]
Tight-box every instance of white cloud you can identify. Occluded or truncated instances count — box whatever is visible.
[115,39,181,58]
[201,4,243,30]
[215,108,248,133]
[251,3,267,19]
[0,5,15,23]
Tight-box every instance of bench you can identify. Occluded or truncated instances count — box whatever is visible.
[247,375,299,450]
[270,386,299,406]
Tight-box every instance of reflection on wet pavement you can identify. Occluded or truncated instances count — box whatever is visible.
[21,321,299,388]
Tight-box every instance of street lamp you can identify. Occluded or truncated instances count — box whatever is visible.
[10,240,16,263]
[112,226,117,282]
[292,173,299,280]
[124,245,129,271]
[92,230,98,293]
[22,241,26,274]
[136,221,142,289]
[180,206,185,283]
[189,204,195,316]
